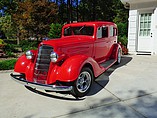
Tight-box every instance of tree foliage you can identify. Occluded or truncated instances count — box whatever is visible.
[0,0,128,45]
[48,23,62,38]
[0,15,15,39]
[78,0,117,21]
[0,0,18,15]
[11,0,58,43]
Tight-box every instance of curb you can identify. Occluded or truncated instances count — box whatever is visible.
[0,70,14,73]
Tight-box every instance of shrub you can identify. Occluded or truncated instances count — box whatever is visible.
[0,39,5,44]
[118,35,128,46]
[117,22,128,37]
[0,59,17,70]
[3,39,17,44]
[0,39,6,48]
[19,40,38,52]
[3,44,18,57]
[48,23,62,38]
[116,22,128,47]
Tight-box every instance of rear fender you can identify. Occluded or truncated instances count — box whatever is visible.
[110,43,122,59]
[47,55,104,84]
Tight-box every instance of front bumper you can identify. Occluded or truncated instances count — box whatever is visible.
[10,73,73,92]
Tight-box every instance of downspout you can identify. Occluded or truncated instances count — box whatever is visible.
[123,2,130,9]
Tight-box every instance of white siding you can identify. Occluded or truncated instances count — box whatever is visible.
[152,8,157,54]
[127,10,138,53]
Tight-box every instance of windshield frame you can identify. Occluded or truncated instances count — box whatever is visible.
[63,25,94,37]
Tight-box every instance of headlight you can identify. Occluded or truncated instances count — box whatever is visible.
[26,50,33,60]
[50,52,58,62]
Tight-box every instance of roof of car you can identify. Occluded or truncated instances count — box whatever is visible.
[64,21,116,27]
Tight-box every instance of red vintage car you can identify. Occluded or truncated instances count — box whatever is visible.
[11,21,122,97]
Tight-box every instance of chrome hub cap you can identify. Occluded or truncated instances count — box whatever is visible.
[118,50,121,63]
[76,71,91,93]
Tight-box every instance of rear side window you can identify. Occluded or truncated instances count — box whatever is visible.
[109,26,114,37]
[113,28,117,36]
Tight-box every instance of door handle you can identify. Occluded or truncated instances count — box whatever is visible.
[151,33,152,37]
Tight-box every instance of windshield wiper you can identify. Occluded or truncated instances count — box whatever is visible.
[79,25,85,31]
[64,26,71,31]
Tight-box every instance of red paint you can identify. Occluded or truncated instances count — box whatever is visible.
[14,21,121,85]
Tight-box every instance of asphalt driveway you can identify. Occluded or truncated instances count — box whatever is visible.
[0,55,157,118]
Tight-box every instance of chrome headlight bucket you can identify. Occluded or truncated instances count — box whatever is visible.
[50,52,58,63]
[26,50,34,60]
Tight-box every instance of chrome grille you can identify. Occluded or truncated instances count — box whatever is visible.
[34,45,53,84]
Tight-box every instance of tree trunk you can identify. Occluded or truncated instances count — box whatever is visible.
[67,0,70,23]
[17,30,20,45]
[17,37,20,45]
[76,0,78,21]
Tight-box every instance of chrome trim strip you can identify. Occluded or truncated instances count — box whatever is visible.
[10,73,73,92]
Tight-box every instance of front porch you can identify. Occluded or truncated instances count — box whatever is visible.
[121,0,157,54]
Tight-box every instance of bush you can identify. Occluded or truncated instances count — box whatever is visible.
[2,40,38,57]
[3,39,17,44]
[19,40,38,52]
[3,44,19,57]
[117,22,128,37]
[0,59,17,70]
[118,35,128,46]
[48,23,62,38]
[0,39,5,44]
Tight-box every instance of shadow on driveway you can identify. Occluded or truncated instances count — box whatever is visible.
[25,56,132,100]
[88,56,132,96]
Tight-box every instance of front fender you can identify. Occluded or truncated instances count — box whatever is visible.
[14,50,37,81]
[47,55,104,84]
[14,54,31,73]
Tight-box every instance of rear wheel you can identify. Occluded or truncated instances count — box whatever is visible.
[116,49,121,64]
[71,67,93,97]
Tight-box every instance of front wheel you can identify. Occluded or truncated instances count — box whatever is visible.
[71,67,93,98]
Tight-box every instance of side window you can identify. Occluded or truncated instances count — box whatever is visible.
[109,26,114,37]
[102,26,108,38]
[97,27,102,38]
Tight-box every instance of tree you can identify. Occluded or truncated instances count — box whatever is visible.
[113,0,129,24]
[112,0,129,46]
[11,0,58,44]
[32,0,58,39]
[0,15,16,39]
[48,23,62,38]
[0,0,18,15]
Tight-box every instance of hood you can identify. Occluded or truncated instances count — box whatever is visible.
[40,36,94,48]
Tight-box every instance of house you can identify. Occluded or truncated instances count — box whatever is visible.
[121,0,157,54]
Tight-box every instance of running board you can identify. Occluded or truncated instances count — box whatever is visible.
[100,59,116,70]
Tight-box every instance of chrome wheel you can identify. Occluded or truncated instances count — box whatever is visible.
[117,49,121,63]
[76,71,91,93]
[71,67,93,97]
[116,49,121,64]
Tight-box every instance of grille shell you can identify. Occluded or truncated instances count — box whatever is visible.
[34,45,53,84]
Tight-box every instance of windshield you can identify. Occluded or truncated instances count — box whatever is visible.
[64,26,94,36]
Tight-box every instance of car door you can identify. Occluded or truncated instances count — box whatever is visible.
[94,26,109,63]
